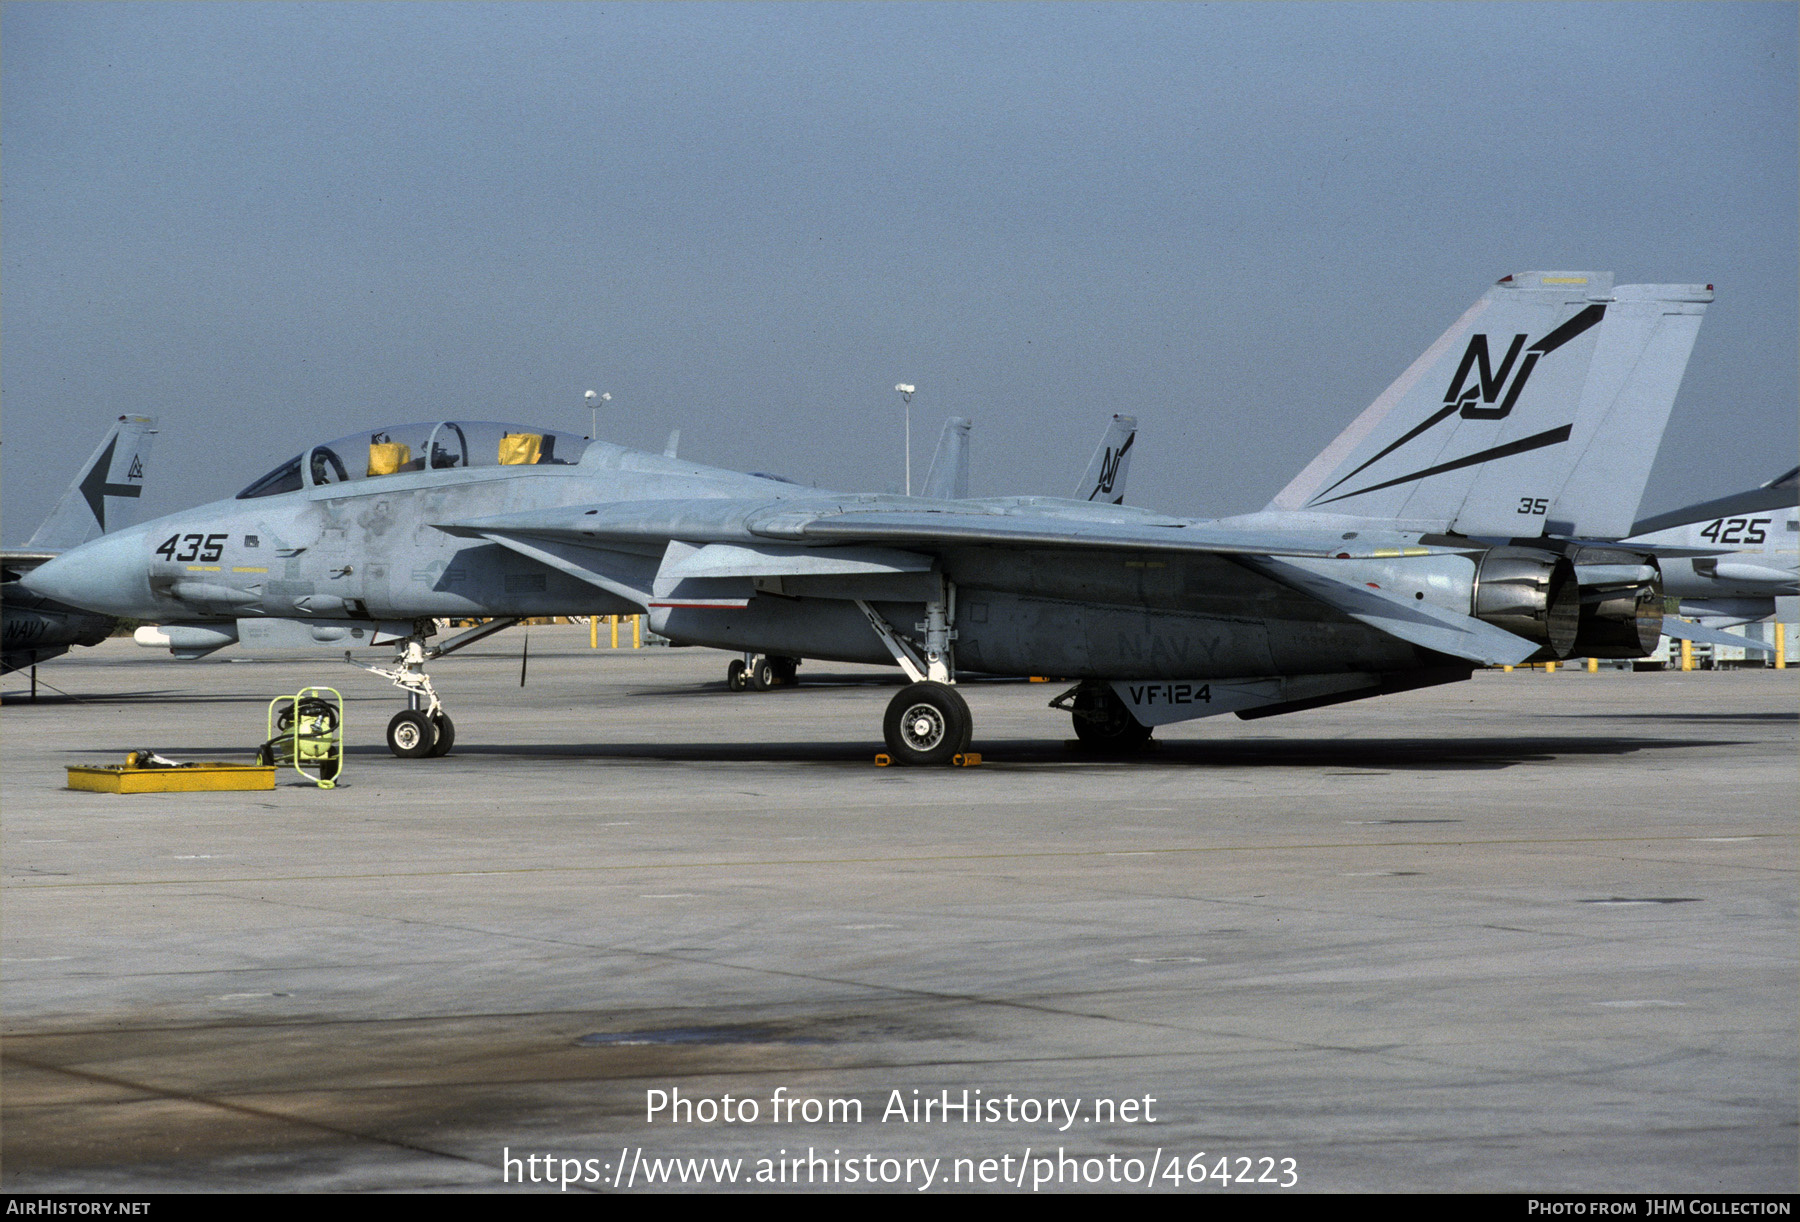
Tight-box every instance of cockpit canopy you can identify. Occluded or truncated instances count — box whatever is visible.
[236,421,592,499]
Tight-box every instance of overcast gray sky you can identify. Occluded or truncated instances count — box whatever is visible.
[4,2,1795,533]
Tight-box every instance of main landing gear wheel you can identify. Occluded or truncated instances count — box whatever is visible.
[1070,685,1153,749]
[387,709,436,758]
[883,682,973,766]
[426,712,455,757]
[727,654,800,692]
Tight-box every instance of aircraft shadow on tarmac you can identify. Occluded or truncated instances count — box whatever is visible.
[0,689,275,708]
[1556,710,1796,723]
[348,733,1743,771]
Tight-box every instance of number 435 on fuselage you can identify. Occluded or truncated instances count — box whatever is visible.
[23,272,1718,763]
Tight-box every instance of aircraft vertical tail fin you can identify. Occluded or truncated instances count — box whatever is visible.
[1541,283,1712,537]
[1075,414,1136,503]
[1268,273,1619,531]
[920,416,972,500]
[24,416,158,549]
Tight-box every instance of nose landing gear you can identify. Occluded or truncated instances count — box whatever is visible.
[386,708,454,758]
[348,617,517,758]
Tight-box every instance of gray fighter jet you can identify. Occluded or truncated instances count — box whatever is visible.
[23,272,1715,762]
[3,416,158,675]
[1624,466,1798,653]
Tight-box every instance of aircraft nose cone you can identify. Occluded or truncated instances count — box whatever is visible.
[19,531,150,616]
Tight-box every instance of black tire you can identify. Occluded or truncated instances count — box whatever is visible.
[387,709,436,758]
[883,682,973,766]
[727,659,747,691]
[1070,685,1153,748]
[426,712,455,757]
[772,656,799,686]
[750,658,775,691]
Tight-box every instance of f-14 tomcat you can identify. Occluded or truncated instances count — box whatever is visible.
[1624,466,1798,652]
[23,272,1716,763]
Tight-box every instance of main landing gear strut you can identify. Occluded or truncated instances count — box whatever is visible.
[347,617,521,759]
[1050,681,1154,749]
[859,579,971,766]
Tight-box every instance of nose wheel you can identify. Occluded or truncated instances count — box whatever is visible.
[387,709,456,758]
[387,710,435,758]
[350,618,519,759]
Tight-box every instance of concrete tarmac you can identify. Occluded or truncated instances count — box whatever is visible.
[2,633,1794,1193]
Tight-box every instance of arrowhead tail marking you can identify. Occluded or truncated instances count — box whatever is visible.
[78,437,144,532]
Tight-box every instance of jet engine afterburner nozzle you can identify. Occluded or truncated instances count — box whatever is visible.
[1569,555,1664,658]
[1472,546,1579,659]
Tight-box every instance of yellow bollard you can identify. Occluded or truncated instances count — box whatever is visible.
[1587,657,1597,673]
[633,615,642,648]
[1680,638,1693,671]
[611,616,619,648]
[1502,665,1513,673]
[1777,625,1786,670]
[1545,660,1556,673]
[590,617,599,649]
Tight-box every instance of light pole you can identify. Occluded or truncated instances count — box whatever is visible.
[895,383,915,495]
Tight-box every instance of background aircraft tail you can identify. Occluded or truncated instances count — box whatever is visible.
[1075,414,1136,503]
[920,417,971,499]
[1266,273,1712,537]
[24,415,159,550]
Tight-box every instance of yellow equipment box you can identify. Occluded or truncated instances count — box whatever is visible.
[67,762,277,794]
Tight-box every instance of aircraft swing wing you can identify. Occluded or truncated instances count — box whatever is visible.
[442,495,1537,666]
[439,497,1464,563]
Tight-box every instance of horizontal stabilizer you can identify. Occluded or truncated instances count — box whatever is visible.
[1660,618,1778,654]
